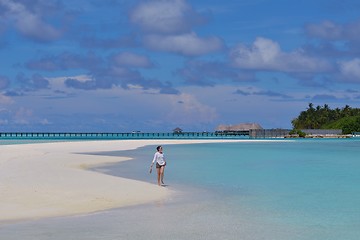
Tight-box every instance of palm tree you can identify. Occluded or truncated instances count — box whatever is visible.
[308,103,314,111]
[342,105,351,117]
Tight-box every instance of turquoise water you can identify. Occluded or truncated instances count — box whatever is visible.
[98,138,360,239]
[1,138,360,240]
[167,140,360,233]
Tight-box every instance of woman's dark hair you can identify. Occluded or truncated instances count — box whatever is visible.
[157,146,162,151]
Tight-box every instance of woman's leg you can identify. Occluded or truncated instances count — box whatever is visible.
[160,166,165,184]
[156,167,161,186]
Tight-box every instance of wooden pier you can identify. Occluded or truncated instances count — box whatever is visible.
[0,131,250,140]
[0,129,298,140]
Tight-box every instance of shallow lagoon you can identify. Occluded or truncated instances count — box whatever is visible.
[1,139,360,240]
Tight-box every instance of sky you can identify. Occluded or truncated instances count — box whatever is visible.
[1,0,360,132]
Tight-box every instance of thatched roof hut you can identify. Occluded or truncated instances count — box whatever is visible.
[173,127,183,133]
[216,123,263,132]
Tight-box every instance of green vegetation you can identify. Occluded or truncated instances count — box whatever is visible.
[291,103,360,134]
[288,129,306,137]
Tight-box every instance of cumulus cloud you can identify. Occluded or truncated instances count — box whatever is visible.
[167,93,217,124]
[144,32,223,56]
[305,19,360,41]
[4,90,23,97]
[130,0,221,57]
[16,73,49,90]
[233,89,250,96]
[31,73,50,89]
[234,88,292,99]
[64,69,180,94]
[130,0,205,34]
[111,52,154,68]
[253,90,292,99]
[26,50,178,93]
[230,37,332,73]
[26,52,102,71]
[176,60,255,86]
[0,0,63,41]
[338,58,360,82]
[159,85,180,94]
[65,77,96,90]
[305,21,343,40]
[303,19,360,59]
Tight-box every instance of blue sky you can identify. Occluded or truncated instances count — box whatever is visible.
[1,0,360,132]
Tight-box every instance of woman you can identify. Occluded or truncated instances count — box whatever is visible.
[149,145,166,186]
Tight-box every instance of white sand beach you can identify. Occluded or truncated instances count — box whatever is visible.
[0,139,245,222]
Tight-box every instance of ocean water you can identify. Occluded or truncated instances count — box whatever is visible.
[1,139,360,239]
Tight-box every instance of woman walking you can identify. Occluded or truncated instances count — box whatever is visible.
[149,145,166,186]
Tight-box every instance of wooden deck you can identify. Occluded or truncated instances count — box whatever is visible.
[0,132,250,140]
[0,129,299,140]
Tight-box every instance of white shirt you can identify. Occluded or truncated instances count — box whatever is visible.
[152,151,166,166]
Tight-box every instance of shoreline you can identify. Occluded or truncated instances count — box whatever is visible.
[0,139,256,223]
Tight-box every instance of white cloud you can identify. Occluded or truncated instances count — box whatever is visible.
[305,19,360,41]
[112,52,153,68]
[130,0,221,57]
[144,32,223,56]
[167,93,218,124]
[305,21,343,40]
[47,75,92,90]
[230,37,332,73]
[130,0,203,34]
[339,58,360,81]
[0,0,62,41]
[8,86,217,130]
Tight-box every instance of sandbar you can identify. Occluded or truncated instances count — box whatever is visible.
[0,139,248,222]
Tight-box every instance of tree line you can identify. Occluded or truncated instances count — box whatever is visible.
[291,103,360,134]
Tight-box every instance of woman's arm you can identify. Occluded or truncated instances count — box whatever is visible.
[149,152,157,173]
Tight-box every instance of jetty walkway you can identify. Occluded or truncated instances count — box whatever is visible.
[0,131,250,140]
[0,129,297,140]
